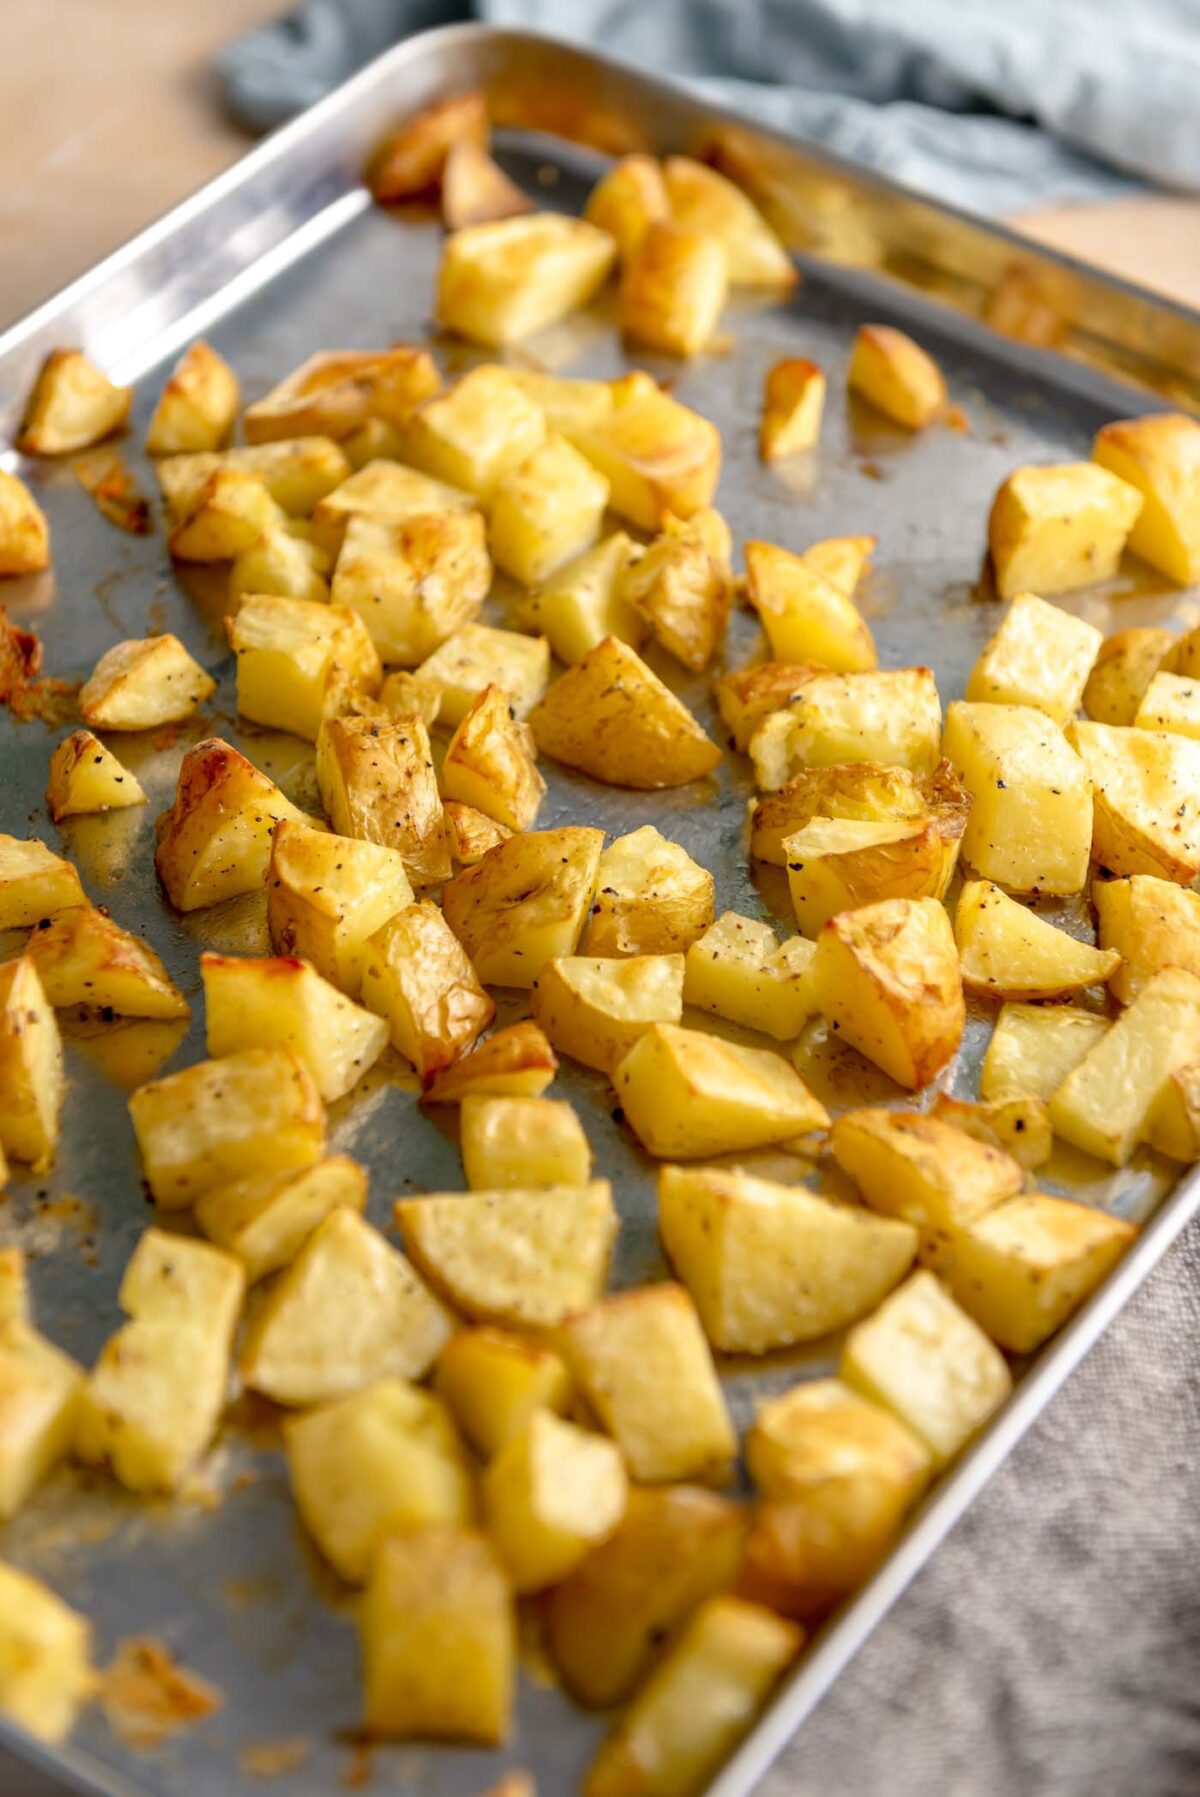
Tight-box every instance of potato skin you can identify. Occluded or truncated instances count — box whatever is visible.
[848,325,944,430]
[0,471,50,576]
[369,90,489,201]
[1082,626,1172,726]
[529,636,720,789]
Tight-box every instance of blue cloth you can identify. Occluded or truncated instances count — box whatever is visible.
[218,0,1200,213]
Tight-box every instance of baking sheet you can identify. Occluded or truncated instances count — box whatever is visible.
[1,24,1199,1797]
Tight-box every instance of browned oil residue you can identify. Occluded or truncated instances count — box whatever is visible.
[9,676,79,728]
[944,403,971,436]
[152,720,188,752]
[239,1736,312,1779]
[342,1739,375,1788]
[220,1571,279,1612]
[75,450,152,535]
[223,1389,286,1448]
[858,460,886,482]
[101,1637,223,1749]
[0,607,41,704]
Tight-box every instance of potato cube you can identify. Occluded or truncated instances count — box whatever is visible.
[810,897,964,1089]
[928,1092,1053,1171]
[146,340,239,455]
[745,540,875,673]
[0,470,50,575]
[841,1269,1011,1466]
[1049,966,1200,1165]
[1067,718,1200,882]
[0,1250,82,1519]
[659,1164,916,1353]
[314,458,474,556]
[613,1023,829,1159]
[532,953,684,1075]
[483,1409,627,1593]
[195,1154,367,1283]
[156,738,308,911]
[683,912,815,1040]
[330,510,490,666]
[0,835,85,928]
[316,713,451,885]
[966,590,1101,723]
[514,532,645,665]
[441,685,545,833]
[747,1377,930,1505]
[955,879,1120,1000]
[442,825,603,987]
[286,1378,472,1582]
[750,668,941,788]
[946,1193,1135,1353]
[0,1563,94,1744]
[240,1208,454,1405]
[1147,1060,1200,1160]
[129,1045,324,1207]
[545,1485,746,1708]
[244,347,439,445]
[585,154,669,259]
[397,1182,617,1328]
[442,138,533,228]
[79,633,214,731]
[760,357,826,459]
[664,155,794,288]
[784,814,959,936]
[749,759,948,865]
[1092,412,1200,585]
[489,432,609,586]
[619,220,727,357]
[1083,627,1173,726]
[979,1002,1109,1104]
[267,819,413,997]
[618,527,731,672]
[714,661,819,753]
[506,368,614,439]
[582,825,714,957]
[847,325,944,429]
[27,906,188,1020]
[530,635,720,788]
[76,1229,244,1492]
[402,365,548,501]
[0,958,63,1169]
[422,1020,557,1103]
[1134,670,1200,740]
[201,952,387,1101]
[369,88,488,199]
[360,901,493,1078]
[157,438,352,522]
[434,1328,572,1457]
[830,1108,1022,1269]
[229,593,380,739]
[942,700,1092,894]
[168,465,288,561]
[461,1095,591,1190]
[418,623,550,727]
[567,371,721,530]
[1094,872,1200,1005]
[988,461,1142,599]
[377,667,444,726]
[360,1526,514,1743]
[801,533,876,596]
[18,348,131,454]
[46,729,145,820]
[583,1594,799,1797]
[436,213,616,347]
[444,801,513,865]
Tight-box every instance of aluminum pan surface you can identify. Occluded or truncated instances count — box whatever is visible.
[1,26,1199,1797]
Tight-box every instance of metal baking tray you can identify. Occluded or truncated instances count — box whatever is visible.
[2,22,1199,1797]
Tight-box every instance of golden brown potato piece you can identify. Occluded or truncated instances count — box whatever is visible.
[436,214,617,348]
[0,835,85,930]
[613,1022,829,1159]
[442,139,533,228]
[848,325,945,429]
[434,1326,571,1457]
[482,1408,627,1594]
[441,685,545,834]
[663,155,794,289]
[966,590,1101,724]
[421,1020,557,1103]
[441,826,604,987]
[202,952,387,1102]
[750,758,961,866]
[683,913,815,1040]
[331,510,490,666]
[620,221,728,358]
[194,1155,368,1285]
[750,667,941,789]
[582,825,714,957]
[488,433,610,587]
[46,729,144,820]
[460,1095,591,1191]
[979,1002,1109,1105]
[568,370,721,530]
[0,471,50,576]
[784,811,961,936]
[402,364,547,501]
[418,623,549,726]
[244,347,440,445]
[27,907,188,1020]
[157,436,352,521]
[955,879,1121,1000]
[79,633,214,731]
[145,340,239,455]
[943,700,1092,895]
[531,954,684,1076]
[360,900,494,1078]
[316,713,452,886]
[1094,872,1200,1005]
[267,820,413,999]
[928,1092,1052,1171]
[714,661,821,753]
[229,593,381,741]
[156,738,309,912]
[1092,412,1200,586]
[1067,718,1200,883]
[0,1249,82,1521]
[370,89,489,201]
[585,154,669,260]
[18,349,132,455]
[0,1563,94,1745]
[168,465,287,561]
[988,461,1142,599]
[514,531,645,667]
[0,958,63,1171]
[443,800,512,867]
[312,456,473,557]
[529,635,720,789]
[1084,630,1172,728]
[760,357,826,459]
[1134,671,1200,740]
[619,524,731,672]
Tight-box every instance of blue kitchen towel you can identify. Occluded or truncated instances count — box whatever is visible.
[217,0,1200,213]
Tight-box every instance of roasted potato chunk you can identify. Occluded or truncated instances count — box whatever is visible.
[229,593,381,739]
[145,340,239,455]
[286,1378,472,1583]
[979,1001,1109,1104]
[360,900,494,1078]
[0,1249,82,1520]
[514,532,645,665]
[1067,719,1200,882]
[955,879,1120,1000]
[809,896,965,1089]
[943,700,1092,894]
[847,324,945,430]
[1094,872,1200,1005]
[966,590,1101,723]
[46,729,145,819]
[747,1377,930,1505]
[714,661,819,753]
[1147,1060,1200,1161]
[421,1019,557,1103]
[314,457,474,557]
[444,801,512,866]
[240,1208,454,1405]
[442,825,604,987]
[532,953,684,1076]
[360,1526,514,1744]
[530,636,720,789]
[244,347,439,444]
[585,154,669,260]
[946,1194,1135,1352]
[582,825,714,957]
[0,1563,94,1745]
[396,1182,617,1327]
[841,1269,1012,1467]
[168,465,287,561]
[418,623,550,728]
[1092,412,1200,585]
[233,530,334,610]
[1134,670,1200,740]
[0,470,50,575]
[745,540,876,673]
[567,371,721,530]
[201,952,387,1101]
[316,713,451,885]
[331,510,490,665]
[749,759,945,865]
[784,812,960,936]
[660,1164,917,1352]
[194,1154,367,1284]
[442,139,533,228]
[156,737,309,911]
[483,1408,627,1594]
[619,220,728,358]
[664,155,794,288]
[79,633,214,731]
[370,89,489,201]
[988,461,1142,599]
[802,533,876,597]
[434,1327,572,1457]
[613,1022,829,1158]
[619,524,731,672]
[157,436,352,521]
[489,432,609,586]
[0,958,63,1170]
[0,834,85,927]
[928,1092,1053,1172]
[441,684,545,833]
[750,667,942,788]
[27,906,188,1020]
[683,912,815,1040]
[436,213,616,347]
[403,365,548,501]
[267,819,413,998]
[760,357,826,459]
[18,348,132,455]
[1083,626,1173,727]
[460,1095,591,1190]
